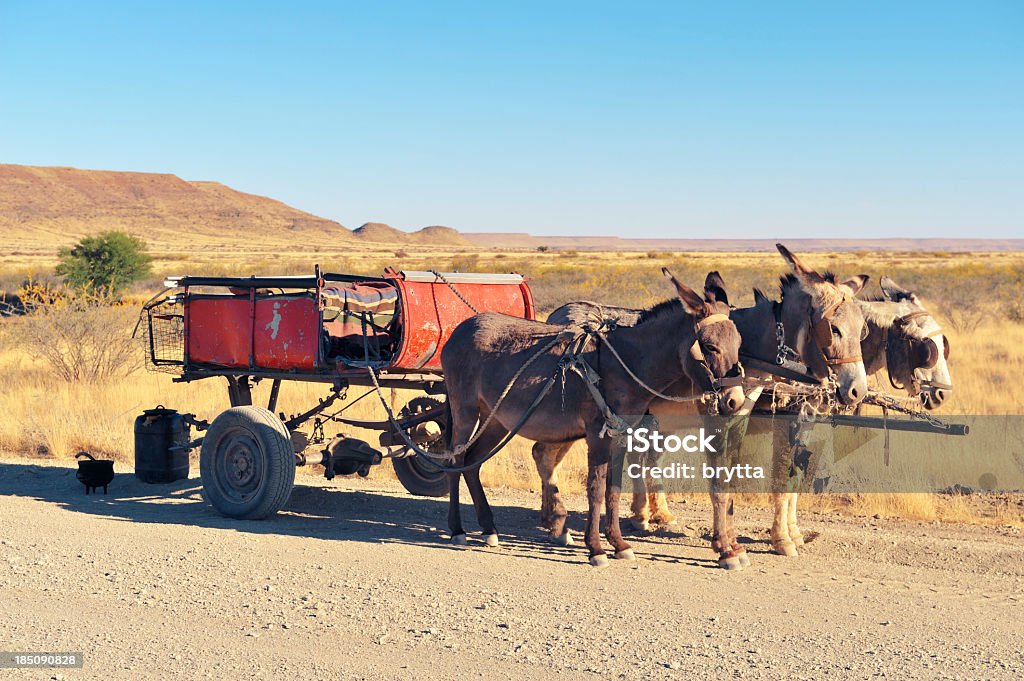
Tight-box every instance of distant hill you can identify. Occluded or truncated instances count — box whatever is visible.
[0,164,477,253]
[407,225,472,247]
[0,164,353,250]
[351,222,406,242]
[2,164,1020,254]
[351,222,470,246]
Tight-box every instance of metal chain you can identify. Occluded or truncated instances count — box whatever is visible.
[863,391,951,430]
[430,270,480,314]
[776,321,799,364]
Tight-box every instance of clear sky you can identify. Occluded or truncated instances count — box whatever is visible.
[1,1,1020,238]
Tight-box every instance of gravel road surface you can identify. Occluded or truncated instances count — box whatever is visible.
[1,459,1021,680]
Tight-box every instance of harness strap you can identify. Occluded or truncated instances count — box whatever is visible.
[564,356,633,438]
[696,313,730,329]
[827,356,863,366]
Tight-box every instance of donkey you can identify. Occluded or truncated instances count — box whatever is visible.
[439,270,745,566]
[769,274,957,495]
[541,245,870,568]
[859,276,952,410]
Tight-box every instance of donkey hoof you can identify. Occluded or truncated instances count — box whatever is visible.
[553,531,574,547]
[630,518,651,533]
[772,541,798,557]
[613,548,636,561]
[589,554,610,568]
[791,534,805,547]
[483,533,500,547]
[736,550,751,568]
[718,554,745,571]
[451,534,468,546]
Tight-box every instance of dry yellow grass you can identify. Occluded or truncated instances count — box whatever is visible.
[1,247,1022,528]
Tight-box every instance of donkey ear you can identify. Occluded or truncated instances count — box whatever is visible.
[703,271,729,305]
[840,274,869,296]
[663,267,705,316]
[879,275,908,301]
[776,244,826,286]
[753,287,772,305]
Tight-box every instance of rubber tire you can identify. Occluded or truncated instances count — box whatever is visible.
[392,456,449,498]
[200,406,296,519]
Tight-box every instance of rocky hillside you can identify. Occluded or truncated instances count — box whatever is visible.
[0,165,470,251]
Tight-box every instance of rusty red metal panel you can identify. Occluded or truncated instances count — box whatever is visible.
[186,294,320,371]
[387,272,536,371]
[253,295,321,370]
[186,296,250,368]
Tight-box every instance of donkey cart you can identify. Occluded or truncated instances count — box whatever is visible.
[139,267,536,519]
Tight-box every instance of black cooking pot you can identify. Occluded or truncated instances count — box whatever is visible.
[76,452,114,495]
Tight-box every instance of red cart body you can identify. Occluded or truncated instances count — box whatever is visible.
[150,268,535,385]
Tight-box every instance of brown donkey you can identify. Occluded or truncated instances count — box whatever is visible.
[544,245,870,568]
[858,276,953,410]
[439,270,744,566]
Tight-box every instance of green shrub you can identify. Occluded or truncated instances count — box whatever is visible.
[56,231,153,292]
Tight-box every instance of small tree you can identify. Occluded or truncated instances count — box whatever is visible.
[56,231,153,291]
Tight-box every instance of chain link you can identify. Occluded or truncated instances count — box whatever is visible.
[776,321,798,364]
[863,391,951,430]
[430,270,480,314]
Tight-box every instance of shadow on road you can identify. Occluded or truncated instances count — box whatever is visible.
[1,461,693,567]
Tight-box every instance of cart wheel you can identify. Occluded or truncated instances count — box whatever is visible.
[392,396,449,498]
[200,406,296,519]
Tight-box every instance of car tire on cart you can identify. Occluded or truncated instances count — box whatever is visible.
[392,455,449,497]
[200,405,296,519]
[391,396,449,498]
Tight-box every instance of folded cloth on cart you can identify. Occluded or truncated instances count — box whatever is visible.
[322,282,399,337]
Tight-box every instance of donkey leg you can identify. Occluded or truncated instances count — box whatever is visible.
[629,489,651,532]
[584,461,610,567]
[464,467,500,547]
[726,495,750,567]
[448,472,467,545]
[709,482,726,553]
[533,441,575,544]
[788,492,804,547]
[459,420,510,547]
[605,477,633,560]
[628,451,651,532]
[446,397,480,547]
[648,492,676,527]
[711,488,744,570]
[532,442,557,529]
[771,493,798,556]
[770,425,798,557]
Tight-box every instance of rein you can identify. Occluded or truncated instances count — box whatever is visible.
[370,309,739,471]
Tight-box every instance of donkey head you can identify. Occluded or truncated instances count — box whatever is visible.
[879,276,952,409]
[661,268,745,414]
[776,244,869,406]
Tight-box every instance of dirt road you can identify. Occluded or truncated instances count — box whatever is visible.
[1,459,1021,680]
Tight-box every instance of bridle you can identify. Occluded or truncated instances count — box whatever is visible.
[807,294,864,368]
[688,312,743,394]
[886,309,952,393]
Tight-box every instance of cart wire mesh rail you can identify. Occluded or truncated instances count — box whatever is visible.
[137,293,184,373]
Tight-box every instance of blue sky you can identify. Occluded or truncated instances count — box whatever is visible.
[1,1,1020,238]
